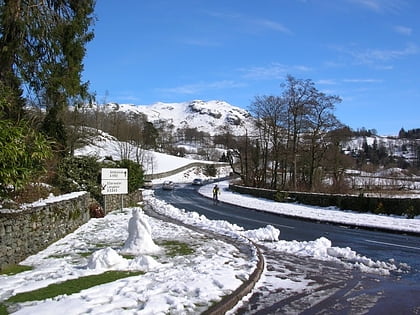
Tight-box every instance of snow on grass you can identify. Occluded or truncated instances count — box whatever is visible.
[1,183,413,313]
[0,206,255,314]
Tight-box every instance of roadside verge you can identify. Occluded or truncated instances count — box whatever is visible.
[143,201,265,314]
[198,181,420,236]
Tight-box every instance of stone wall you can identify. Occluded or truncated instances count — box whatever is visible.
[0,189,144,270]
[145,162,229,180]
[0,192,91,270]
[102,189,143,214]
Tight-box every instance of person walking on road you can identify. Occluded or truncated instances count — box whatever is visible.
[212,184,220,204]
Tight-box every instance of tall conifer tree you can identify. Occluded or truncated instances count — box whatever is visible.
[0,0,95,148]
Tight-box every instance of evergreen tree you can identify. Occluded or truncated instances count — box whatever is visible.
[0,0,96,145]
[398,128,406,139]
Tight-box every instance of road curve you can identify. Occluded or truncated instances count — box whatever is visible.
[154,184,420,314]
[142,200,265,315]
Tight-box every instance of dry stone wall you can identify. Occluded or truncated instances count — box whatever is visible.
[102,189,143,213]
[0,192,91,270]
[0,189,144,270]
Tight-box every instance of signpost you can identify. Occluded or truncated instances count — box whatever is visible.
[101,168,128,212]
[101,168,128,195]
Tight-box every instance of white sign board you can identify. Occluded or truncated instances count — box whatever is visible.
[101,168,128,180]
[101,168,128,195]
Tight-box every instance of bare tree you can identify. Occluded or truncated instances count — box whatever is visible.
[305,92,342,190]
[245,75,344,191]
[227,130,259,186]
[282,75,318,189]
[250,95,287,188]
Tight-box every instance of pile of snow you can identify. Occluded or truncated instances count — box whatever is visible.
[243,225,280,242]
[121,208,160,255]
[87,208,160,271]
[267,238,401,275]
[87,247,160,272]
[87,247,127,269]
[0,204,255,314]
[143,190,248,240]
[25,192,87,208]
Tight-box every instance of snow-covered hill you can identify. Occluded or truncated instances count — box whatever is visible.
[74,129,220,175]
[98,100,254,136]
[77,99,419,166]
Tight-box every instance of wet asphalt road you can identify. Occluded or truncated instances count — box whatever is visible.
[154,184,420,314]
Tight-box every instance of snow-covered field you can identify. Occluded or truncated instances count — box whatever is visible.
[0,201,256,314]
[2,136,418,313]
[1,177,416,314]
[74,129,217,175]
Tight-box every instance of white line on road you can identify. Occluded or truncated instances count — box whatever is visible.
[365,239,420,251]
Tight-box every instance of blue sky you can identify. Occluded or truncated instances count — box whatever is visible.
[82,0,420,135]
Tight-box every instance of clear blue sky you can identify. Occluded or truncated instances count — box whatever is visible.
[82,0,420,135]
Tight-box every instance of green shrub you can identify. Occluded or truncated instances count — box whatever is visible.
[404,205,416,219]
[116,159,144,193]
[0,303,7,315]
[55,155,101,200]
[374,201,385,215]
[203,164,217,177]
[0,120,52,197]
[55,157,145,202]
[274,191,289,202]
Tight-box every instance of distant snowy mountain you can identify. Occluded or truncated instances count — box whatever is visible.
[99,100,254,136]
[79,100,418,164]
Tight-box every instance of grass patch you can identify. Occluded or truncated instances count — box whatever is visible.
[0,303,8,315]
[46,254,69,259]
[91,242,113,248]
[158,240,195,257]
[0,265,32,276]
[78,252,93,258]
[121,254,136,260]
[6,270,143,304]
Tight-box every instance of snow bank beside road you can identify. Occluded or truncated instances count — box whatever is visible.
[0,190,409,314]
[144,190,406,276]
[199,181,420,234]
